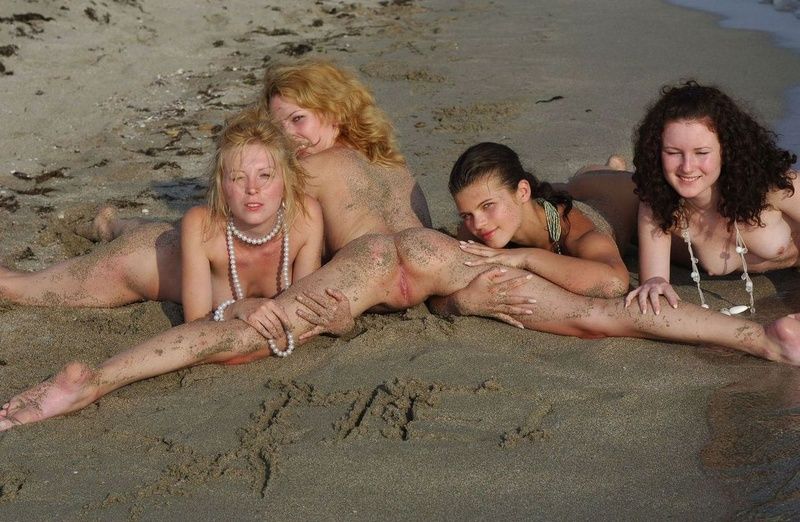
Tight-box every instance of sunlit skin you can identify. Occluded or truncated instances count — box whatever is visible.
[660,119,722,209]
[454,176,544,249]
[222,144,286,236]
[627,117,800,315]
[269,95,340,158]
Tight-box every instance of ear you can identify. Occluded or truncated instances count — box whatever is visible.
[515,180,532,203]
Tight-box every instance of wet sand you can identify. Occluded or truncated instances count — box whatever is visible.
[2,0,800,518]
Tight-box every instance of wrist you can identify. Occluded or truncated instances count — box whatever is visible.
[213,299,236,321]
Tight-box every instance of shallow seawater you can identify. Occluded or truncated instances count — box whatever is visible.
[668,0,800,158]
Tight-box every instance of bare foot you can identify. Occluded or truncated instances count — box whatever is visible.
[605,154,627,171]
[0,362,99,431]
[764,314,800,366]
[73,205,119,242]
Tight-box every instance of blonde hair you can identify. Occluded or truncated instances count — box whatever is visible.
[261,58,405,167]
[206,108,308,232]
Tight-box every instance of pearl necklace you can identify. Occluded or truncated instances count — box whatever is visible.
[214,205,295,357]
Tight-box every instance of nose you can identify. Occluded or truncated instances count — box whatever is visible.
[245,178,259,194]
[680,154,694,173]
[473,212,488,231]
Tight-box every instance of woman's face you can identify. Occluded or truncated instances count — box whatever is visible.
[453,175,526,248]
[222,143,285,232]
[661,118,722,204]
[269,94,339,158]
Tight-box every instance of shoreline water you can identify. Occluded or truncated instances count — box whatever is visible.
[668,0,800,157]
[1,0,800,518]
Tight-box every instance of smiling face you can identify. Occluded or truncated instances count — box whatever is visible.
[453,174,529,248]
[661,118,723,205]
[221,143,285,233]
[269,94,339,158]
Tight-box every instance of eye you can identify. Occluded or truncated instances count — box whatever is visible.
[482,202,494,210]
[291,115,304,123]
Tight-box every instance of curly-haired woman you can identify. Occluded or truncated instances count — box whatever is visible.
[625,80,800,314]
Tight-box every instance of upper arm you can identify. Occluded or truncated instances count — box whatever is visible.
[564,212,628,281]
[180,206,214,321]
[636,202,672,282]
[290,196,324,282]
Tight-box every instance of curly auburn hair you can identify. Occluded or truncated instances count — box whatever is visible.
[632,80,796,232]
[260,58,405,168]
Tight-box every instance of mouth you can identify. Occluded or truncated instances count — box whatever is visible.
[479,229,496,241]
[244,202,262,211]
[676,174,701,183]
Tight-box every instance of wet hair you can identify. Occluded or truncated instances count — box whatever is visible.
[206,107,308,231]
[449,141,573,215]
[633,80,797,232]
[261,58,405,167]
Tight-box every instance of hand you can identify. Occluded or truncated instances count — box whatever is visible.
[459,241,530,270]
[624,276,680,315]
[228,298,291,343]
[295,288,355,341]
[452,267,537,328]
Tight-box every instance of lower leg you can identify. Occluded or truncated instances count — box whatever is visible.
[394,228,800,364]
[0,234,406,430]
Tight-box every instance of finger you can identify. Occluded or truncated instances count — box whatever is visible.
[664,287,681,309]
[637,291,648,314]
[647,289,662,315]
[325,288,348,302]
[296,307,325,326]
[265,301,292,329]
[464,258,491,267]
[494,273,534,292]
[296,293,327,315]
[624,288,639,308]
[496,304,535,315]
[493,313,525,329]
[299,326,325,341]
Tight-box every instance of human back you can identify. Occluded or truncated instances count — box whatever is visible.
[262,57,431,254]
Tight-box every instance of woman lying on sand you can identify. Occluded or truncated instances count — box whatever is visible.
[178,109,353,356]
[0,58,430,315]
[428,142,636,327]
[625,81,799,315]
[5,68,800,430]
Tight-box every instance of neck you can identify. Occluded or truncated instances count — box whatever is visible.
[515,200,554,248]
[683,189,720,216]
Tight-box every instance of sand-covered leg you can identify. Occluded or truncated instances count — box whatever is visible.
[764,314,800,365]
[0,362,100,431]
[0,223,181,306]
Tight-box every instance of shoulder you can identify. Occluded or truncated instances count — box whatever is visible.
[182,205,212,229]
[301,146,366,174]
[292,196,323,232]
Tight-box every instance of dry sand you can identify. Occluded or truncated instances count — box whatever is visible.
[2,0,800,519]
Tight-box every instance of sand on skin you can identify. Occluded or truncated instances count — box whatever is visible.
[1,0,800,518]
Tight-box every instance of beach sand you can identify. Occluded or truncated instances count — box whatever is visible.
[2,0,800,518]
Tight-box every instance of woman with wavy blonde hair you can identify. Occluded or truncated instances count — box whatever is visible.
[261,58,404,167]
[0,58,430,309]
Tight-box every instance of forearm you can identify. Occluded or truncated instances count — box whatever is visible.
[524,251,628,297]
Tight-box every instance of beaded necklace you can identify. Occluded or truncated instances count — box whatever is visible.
[213,204,295,357]
[681,218,755,315]
[536,198,562,254]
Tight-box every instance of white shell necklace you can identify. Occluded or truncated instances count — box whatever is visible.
[214,204,295,357]
[682,220,755,315]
